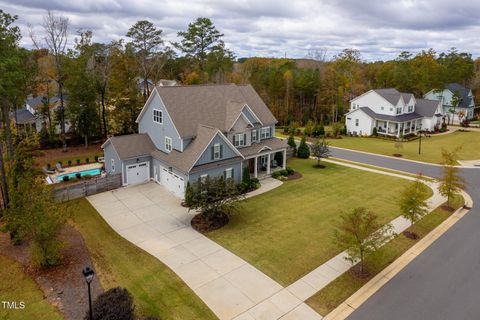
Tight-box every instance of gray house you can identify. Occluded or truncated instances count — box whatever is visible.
[102,84,288,198]
[424,83,477,123]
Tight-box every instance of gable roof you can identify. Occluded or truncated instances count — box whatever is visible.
[372,88,414,106]
[150,125,242,173]
[10,108,36,124]
[415,99,441,118]
[137,84,277,138]
[446,83,473,108]
[102,133,156,160]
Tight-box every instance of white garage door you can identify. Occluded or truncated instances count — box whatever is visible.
[126,162,150,185]
[160,167,185,198]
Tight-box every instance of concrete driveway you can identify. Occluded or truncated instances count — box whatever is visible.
[87,181,321,320]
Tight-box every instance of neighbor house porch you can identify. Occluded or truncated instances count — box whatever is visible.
[375,118,422,138]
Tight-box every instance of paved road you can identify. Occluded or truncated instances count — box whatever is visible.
[329,147,480,320]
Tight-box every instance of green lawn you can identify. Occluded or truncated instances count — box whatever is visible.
[69,199,216,320]
[0,255,63,320]
[327,131,480,164]
[306,194,464,316]
[207,159,432,286]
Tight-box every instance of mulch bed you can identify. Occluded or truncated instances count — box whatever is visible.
[349,263,370,278]
[0,224,103,320]
[393,154,403,157]
[440,205,456,213]
[287,172,303,180]
[403,230,419,240]
[191,213,229,233]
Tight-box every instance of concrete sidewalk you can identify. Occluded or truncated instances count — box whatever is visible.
[87,181,321,320]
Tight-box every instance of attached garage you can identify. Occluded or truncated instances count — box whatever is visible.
[125,162,150,185]
[160,167,185,198]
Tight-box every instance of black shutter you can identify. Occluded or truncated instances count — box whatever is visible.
[243,133,247,145]
[231,168,234,180]
[220,145,223,158]
[233,135,236,146]
[211,145,214,160]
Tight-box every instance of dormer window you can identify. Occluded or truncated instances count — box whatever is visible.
[396,107,402,115]
[260,127,271,139]
[212,143,222,160]
[408,105,413,112]
[251,129,258,142]
[233,133,245,147]
[153,109,163,124]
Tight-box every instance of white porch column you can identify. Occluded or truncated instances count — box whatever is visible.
[267,153,271,174]
[413,120,417,133]
[283,149,287,169]
[397,123,401,137]
[402,123,406,136]
[254,157,258,178]
[386,120,389,133]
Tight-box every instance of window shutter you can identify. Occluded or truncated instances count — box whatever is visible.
[244,133,247,144]
[211,145,214,160]
[233,135,236,146]
[220,145,223,158]
[224,170,226,180]
[231,168,234,180]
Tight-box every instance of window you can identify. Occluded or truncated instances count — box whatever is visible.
[251,129,258,142]
[381,106,384,110]
[396,107,402,115]
[111,159,115,172]
[225,168,233,180]
[355,119,359,126]
[260,127,271,139]
[408,105,413,112]
[153,109,163,124]
[390,107,393,111]
[165,136,172,152]
[213,143,221,160]
[233,133,245,147]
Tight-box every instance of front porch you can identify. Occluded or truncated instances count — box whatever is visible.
[375,119,422,138]
[243,149,287,179]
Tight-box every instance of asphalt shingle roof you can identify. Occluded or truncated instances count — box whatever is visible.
[446,83,473,109]
[359,107,423,122]
[238,137,289,157]
[105,133,156,160]
[415,99,441,118]
[10,108,35,124]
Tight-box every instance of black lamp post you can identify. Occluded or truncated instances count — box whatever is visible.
[82,266,95,320]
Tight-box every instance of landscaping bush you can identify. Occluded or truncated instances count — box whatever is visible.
[47,163,52,170]
[58,161,63,167]
[184,182,194,207]
[67,160,72,166]
[272,169,292,180]
[271,171,282,179]
[277,175,288,181]
[75,173,81,180]
[95,155,99,162]
[287,133,297,156]
[86,287,135,320]
[304,120,315,137]
[282,126,290,134]
[372,127,378,136]
[312,124,325,137]
[297,136,310,159]
[76,159,81,165]
[62,176,69,182]
[286,167,295,175]
[86,157,90,164]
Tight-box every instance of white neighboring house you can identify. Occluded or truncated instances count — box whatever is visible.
[345,88,444,137]
[424,83,476,123]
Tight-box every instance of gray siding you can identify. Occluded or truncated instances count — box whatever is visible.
[242,107,260,124]
[227,115,252,148]
[189,161,242,184]
[138,92,182,152]
[195,134,238,166]
[103,142,121,175]
[122,156,152,185]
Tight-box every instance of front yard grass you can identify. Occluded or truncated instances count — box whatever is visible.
[0,255,63,320]
[306,194,464,316]
[326,131,480,164]
[207,158,432,286]
[69,199,216,320]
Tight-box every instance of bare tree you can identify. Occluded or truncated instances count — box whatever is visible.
[32,11,69,151]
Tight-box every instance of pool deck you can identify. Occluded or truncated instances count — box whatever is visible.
[47,163,104,184]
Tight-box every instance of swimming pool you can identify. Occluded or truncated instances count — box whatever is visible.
[56,168,102,181]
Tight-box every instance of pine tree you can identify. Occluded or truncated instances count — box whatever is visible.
[297,136,310,159]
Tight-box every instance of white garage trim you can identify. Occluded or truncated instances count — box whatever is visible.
[159,166,185,198]
[124,161,150,186]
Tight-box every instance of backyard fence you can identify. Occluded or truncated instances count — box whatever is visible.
[52,174,122,202]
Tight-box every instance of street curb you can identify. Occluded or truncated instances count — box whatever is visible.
[322,190,473,320]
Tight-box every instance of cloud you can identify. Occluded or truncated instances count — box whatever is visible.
[1,0,479,61]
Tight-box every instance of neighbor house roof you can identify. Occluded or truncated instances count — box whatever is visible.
[373,88,414,106]
[103,133,156,160]
[140,84,277,138]
[25,95,64,110]
[358,107,423,122]
[446,83,473,108]
[415,99,441,118]
[238,137,289,158]
[10,108,36,124]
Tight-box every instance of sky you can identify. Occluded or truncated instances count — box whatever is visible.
[2,0,480,61]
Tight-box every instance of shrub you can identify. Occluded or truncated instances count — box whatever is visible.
[282,126,290,134]
[67,160,72,166]
[286,167,295,175]
[94,155,99,162]
[62,176,69,182]
[86,287,135,320]
[278,175,288,181]
[297,136,310,159]
[47,163,52,170]
[271,171,282,179]
[184,182,194,207]
[58,161,62,167]
[372,127,378,136]
[86,157,90,164]
[75,173,81,180]
[331,122,343,137]
[76,159,81,165]
[312,124,325,137]
[304,120,315,137]
[287,133,297,156]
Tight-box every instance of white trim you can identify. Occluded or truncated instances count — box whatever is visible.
[228,111,254,132]
[258,145,272,153]
[225,167,233,180]
[350,89,398,109]
[125,161,150,186]
[186,130,244,173]
[233,133,246,147]
[165,136,172,152]
[213,143,221,160]
[153,108,163,124]
[242,104,263,125]
[135,87,182,139]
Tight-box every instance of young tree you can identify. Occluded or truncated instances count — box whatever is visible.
[297,136,310,159]
[449,91,461,125]
[310,138,330,167]
[287,132,297,156]
[394,136,403,155]
[398,176,429,237]
[189,176,244,222]
[175,17,227,81]
[439,148,465,207]
[334,207,393,276]
[126,20,164,100]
